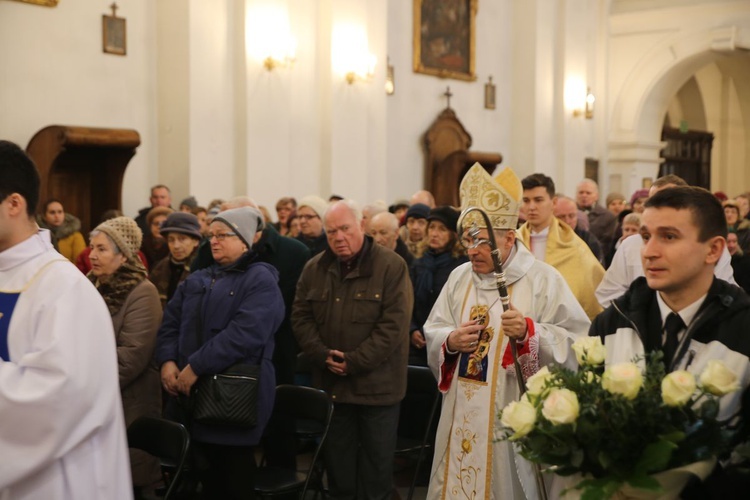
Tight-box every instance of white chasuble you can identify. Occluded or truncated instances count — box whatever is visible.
[441,281,540,500]
[425,244,592,500]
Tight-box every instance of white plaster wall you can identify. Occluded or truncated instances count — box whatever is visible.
[0,0,157,218]
[188,0,237,204]
[507,0,601,197]
[156,0,190,207]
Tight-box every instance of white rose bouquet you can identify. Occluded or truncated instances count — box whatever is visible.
[498,337,740,499]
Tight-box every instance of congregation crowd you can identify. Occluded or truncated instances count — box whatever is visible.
[3,137,750,500]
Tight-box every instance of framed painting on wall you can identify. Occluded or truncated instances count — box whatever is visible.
[11,0,58,6]
[413,0,477,81]
[102,12,126,55]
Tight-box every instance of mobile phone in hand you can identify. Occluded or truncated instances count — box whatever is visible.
[332,354,345,363]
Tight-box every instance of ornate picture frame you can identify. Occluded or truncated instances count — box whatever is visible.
[11,0,58,6]
[102,13,126,56]
[413,0,477,81]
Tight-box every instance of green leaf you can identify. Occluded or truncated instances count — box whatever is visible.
[636,439,676,473]
[660,431,685,444]
[581,488,605,500]
[626,473,661,491]
[598,451,612,470]
[700,399,719,420]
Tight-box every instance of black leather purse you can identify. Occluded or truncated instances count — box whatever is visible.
[190,363,260,428]
[186,292,262,429]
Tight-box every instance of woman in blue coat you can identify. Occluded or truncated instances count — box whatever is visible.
[156,206,284,499]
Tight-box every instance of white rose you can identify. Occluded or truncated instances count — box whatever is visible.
[699,360,740,396]
[661,370,696,407]
[526,366,555,396]
[542,388,580,425]
[500,399,537,438]
[571,337,607,366]
[584,371,600,384]
[602,362,643,400]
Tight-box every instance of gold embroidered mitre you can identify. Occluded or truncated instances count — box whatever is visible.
[459,162,521,229]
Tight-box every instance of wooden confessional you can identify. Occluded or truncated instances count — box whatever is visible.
[26,125,140,236]
[423,107,503,207]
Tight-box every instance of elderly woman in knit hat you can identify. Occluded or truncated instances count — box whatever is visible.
[149,212,203,309]
[295,195,330,255]
[605,192,626,217]
[88,216,162,494]
[155,207,284,498]
[409,206,467,366]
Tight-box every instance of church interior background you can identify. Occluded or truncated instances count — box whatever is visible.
[1,0,748,220]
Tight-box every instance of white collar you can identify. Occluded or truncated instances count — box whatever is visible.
[0,229,54,272]
[529,225,550,236]
[656,292,706,329]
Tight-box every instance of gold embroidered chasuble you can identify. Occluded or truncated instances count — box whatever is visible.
[439,279,539,500]
[425,243,592,499]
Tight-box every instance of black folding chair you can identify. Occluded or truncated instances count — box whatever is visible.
[127,416,190,500]
[254,385,334,499]
[395,365,441,500]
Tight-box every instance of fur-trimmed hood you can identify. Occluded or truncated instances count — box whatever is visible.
[37,212,82,240]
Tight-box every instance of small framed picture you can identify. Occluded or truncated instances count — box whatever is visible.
[642,177,653,189]
[102,14,126,56]
[484,77,496,110]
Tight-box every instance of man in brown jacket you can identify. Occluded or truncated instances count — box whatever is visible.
[292,199,413,500]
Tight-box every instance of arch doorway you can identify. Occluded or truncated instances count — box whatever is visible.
[607,23,750,199]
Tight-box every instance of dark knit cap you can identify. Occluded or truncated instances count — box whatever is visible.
[427,206,460,233]
[405,203,430,220]
[160,212,202,239]
[389,199,410,213]
[180,196,198,210]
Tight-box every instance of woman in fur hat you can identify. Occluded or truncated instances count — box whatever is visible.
[88,216,163,495]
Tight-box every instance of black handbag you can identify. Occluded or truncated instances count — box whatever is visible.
[190,363,260,428]
[186,292,263,429]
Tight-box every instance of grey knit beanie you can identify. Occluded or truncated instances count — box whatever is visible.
[93,216,142,258]
[213,207,264,250]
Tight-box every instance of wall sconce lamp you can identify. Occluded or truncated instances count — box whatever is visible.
[385,57,395,95]
[263,47,296,71]
[332,23,376,85]
[344,53,376,84]
[246,4,296,72]
[573,87,595,119]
